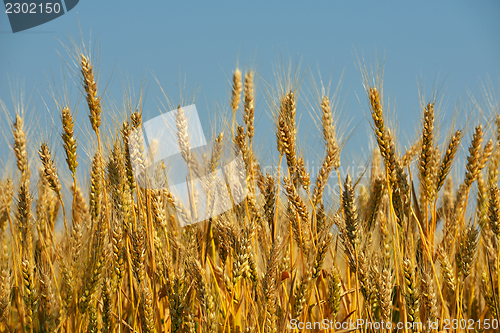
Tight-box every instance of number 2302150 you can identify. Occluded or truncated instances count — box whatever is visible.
[442,318,499,330]
[5,3,61,14]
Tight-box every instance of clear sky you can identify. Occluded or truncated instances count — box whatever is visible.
[1,0,499,184]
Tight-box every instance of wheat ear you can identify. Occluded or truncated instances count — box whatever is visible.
[80,55,101,133]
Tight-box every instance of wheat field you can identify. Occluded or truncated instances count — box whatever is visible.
[0,51,499,333]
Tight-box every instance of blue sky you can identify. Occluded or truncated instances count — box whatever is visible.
[1,0,499,185]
